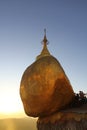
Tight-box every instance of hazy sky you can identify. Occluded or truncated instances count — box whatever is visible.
[0,0,87,117]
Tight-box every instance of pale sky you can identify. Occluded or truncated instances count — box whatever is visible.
[0,0,87,118]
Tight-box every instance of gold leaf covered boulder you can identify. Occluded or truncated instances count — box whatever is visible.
[20,30,75,117]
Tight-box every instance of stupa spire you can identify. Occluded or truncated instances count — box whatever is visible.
[36,29,51,60]
[42,29,48,45]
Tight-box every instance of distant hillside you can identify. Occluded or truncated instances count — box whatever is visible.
[0,117,37,130]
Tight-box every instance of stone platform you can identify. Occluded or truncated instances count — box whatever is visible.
[37,104,87,130]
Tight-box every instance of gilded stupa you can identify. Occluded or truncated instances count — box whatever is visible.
[20,30,75,117]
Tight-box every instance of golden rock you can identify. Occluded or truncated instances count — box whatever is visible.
[20,30,74,117]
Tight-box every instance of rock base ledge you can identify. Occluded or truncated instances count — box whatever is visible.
[37,111,87,130]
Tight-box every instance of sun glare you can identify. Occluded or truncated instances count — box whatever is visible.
[0,87,23,118]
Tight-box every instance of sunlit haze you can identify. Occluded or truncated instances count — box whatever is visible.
[0,0,87,118]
